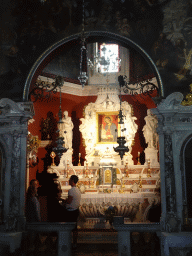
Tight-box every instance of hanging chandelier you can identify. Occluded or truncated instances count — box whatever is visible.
[88,43,121,75]
[78,0,88,87]
[114,77,129,160]
[53,76,68,159]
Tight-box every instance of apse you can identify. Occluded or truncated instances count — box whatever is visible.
[27,38,161,225]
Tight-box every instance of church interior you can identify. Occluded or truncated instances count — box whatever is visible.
[1,0,192,255]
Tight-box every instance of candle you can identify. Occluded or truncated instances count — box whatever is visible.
[79,153,81,157]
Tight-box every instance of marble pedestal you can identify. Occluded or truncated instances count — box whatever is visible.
[144,147,159,167]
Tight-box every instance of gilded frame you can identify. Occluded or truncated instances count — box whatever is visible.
[96,112,120,144]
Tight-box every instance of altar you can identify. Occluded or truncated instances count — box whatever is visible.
[47,163,160,223]
[47,86,160,223]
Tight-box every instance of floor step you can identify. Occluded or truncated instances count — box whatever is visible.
[77,231,118,243]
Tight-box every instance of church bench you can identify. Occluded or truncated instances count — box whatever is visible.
[26,222,76,256]
[113,222,161,256]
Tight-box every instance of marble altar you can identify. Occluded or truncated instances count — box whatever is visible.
[47,85,160,222]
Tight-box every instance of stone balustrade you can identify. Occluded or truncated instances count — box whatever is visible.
[0,232,23,253]
[26,222,76,256]
[113,222,161,256]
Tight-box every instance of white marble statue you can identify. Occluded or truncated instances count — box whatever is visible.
[143,109,158,149]
[79,106,96,155]
[60,111,74,149]
[123,104,138,151]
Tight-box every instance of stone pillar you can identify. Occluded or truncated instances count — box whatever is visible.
[152,92,188,232]
[0,99,34,231]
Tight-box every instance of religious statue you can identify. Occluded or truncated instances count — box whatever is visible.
[80,104,96,154]
[123,109,138,150]
[60,111,74,149]
[142,109,158,149]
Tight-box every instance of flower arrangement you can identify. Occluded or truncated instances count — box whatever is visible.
[105,206,118,225]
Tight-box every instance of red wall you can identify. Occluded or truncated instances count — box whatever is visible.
[28,90,157,181]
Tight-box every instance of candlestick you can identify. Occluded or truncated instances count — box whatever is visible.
[85,162,89,178]
[50,151,56,166]
[147,159,151,177]
[90,176,94,188]
[137,152,141,165]
[121,175,125,188]
[66,162,69,178]
[139,174,142,188]
[78,153,81,166]
[125,162,129,177]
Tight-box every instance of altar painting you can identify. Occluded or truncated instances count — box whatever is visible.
[97,112,119,143]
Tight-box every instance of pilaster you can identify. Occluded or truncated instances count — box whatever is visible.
[0,98,34,231]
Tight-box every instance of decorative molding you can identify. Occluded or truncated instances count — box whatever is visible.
[157,92,184,111]
[38,75,158,97]
[10,133,21,216]
[79,86,138,164]
[164,134,177,215]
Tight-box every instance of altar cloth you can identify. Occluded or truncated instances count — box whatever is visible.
[80,192,159,205]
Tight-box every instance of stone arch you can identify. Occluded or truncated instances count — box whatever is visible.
[23,31,164,101]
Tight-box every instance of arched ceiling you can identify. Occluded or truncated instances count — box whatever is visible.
[24,32,163,101]
[0,0,192,101]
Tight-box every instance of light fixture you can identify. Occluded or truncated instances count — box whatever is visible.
[118,75,159,96]
[88,43,121,75]
[114,76,129,159]
[29,75,66,102]
[53,76,68,159]
[78,0,88,87]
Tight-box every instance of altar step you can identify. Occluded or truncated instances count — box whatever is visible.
[77,217,131,229]
[71,243,118,256]
[76,229,118,244]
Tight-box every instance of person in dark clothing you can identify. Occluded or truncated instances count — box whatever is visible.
[48,188,66,222]
[25,179,41,252]
[26,179,41,222]
[148,202,161,222]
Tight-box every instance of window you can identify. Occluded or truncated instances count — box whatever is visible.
[98,43,120,73]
